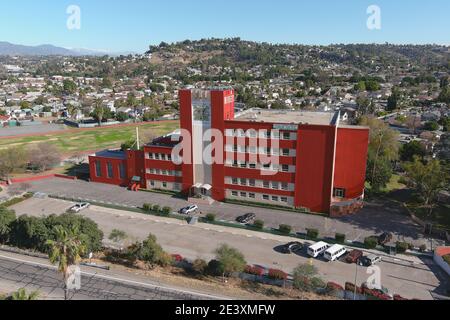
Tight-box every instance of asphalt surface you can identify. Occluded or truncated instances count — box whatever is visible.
[24,178,429,246]
[10,197,450,300]
[0,124,67,137]
[0,252,224,300]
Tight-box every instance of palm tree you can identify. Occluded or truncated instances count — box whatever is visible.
[46,226,86,300]
[10,288,40,300]
[92,98,105,126]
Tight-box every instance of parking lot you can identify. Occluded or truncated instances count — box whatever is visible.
[23,178,430,247]
[10,196,449,300]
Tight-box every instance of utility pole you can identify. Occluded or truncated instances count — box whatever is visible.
[136,127,140,150]
[353,263,359,300]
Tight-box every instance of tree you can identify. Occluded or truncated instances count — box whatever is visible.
[28,143,61,172]
[109,229,127,243]
[10,215,49,251]
[92,98,105,126]
[63,79,77,95]
[423,121,439,131]
[386,88,403,111]
[127,234,172,268]
[10,288,39,300]
[214,244,246,282]
[126,93,138,123]
[293,264,324,292]
[0,206,16,243]
[400,141,426,162]
[0,147,28,183]
[47,225,86,300]
[359,116,399,192]
[403,157,448,214]
[437,85,450,103]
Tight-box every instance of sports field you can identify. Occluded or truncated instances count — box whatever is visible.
[0,121,179,154]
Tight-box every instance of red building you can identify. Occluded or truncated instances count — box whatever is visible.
[89,88,369,216]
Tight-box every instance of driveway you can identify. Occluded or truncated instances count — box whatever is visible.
[10,197,449,300]
[23,178,429,247]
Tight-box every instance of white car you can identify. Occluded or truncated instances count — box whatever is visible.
[179,205,199,215]
[69,203,90,213]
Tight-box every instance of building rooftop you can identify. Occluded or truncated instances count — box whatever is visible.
[235,109,338,126]
[94,150,126,160]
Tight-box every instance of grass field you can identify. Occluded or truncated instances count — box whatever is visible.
[0,121,179,155]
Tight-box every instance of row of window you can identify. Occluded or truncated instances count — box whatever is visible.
[147,168,182,177]
[225,129,295,140]
[148,180,182,191]
[228,161,293,173]
[95,161,126,180]
[230,190,289,203]
[230,177,290,191]
[226,145,294,157]
[148,153,172,161]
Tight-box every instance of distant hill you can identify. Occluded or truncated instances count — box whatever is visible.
[0,41,134,56]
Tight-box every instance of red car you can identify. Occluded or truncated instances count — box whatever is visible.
[345,249,363,264]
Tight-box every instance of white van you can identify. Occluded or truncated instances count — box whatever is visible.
[324,244,347,262]
[307,241,330,258]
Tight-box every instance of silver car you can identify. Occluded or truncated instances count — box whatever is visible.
[70,203,90,213]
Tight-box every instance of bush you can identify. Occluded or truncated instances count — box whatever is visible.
[152,205,161,213]
[205,213,216,222]
[345,282,363,294]
[142,203,152,212]
[335,233,346,244]
[207,259,222,276]
[419,244,427,252]
[192,259,208,275]
[0,206,16,243]
[10,215,49,252]
[245,265,265,276]
[278,224,292,235]
[108,229,127,242]
[268,269,287,280]
[171,254,183,262]
[396,241,409,254]
[442,255,450,266]
[364,237,378,249]
[161,207,172,216]
[307,228,319,239]
[253,219,264,230]
[126,233,172,267]
[215,244,247,277]
[326,282,344,292]
[293,264,321,291]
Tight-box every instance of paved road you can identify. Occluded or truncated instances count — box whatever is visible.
[0,252,225,300]
[25,178,429,246]
[11,197,449,300]
[0,124,67,137]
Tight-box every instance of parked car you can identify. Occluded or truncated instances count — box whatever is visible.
[307,241,330,258]
[69,203,90,213]
[324,244,347,262]
[280,242,304,254]
[358,254,382,267]
[378,232,393,245]
[179,205,199,215]
[236,213,256,224]
[345,249,364,264]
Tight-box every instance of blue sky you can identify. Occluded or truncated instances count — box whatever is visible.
[0,0,449,53]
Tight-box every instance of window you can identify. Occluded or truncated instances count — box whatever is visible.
[281,197,288,203]
[248,146,257,154]
[174,183,181,191]
[155,153,160,160]
[232,178,238,185]
[263,195,270,201]
[240,179,247,186]
[150,181,155,187]
[249,163,256,169]
[249,130,257,138]
[240,162,247,168]
[162,170,168,176]
[150,168,156,174]
[282,165,289,172]
[249,193,256,199]
[119,163,126,180]
[282,149,290,156]
[263,181,270,189]
[232,160,238,167]
[264,131,271,139]
[233,145,238,152]
[167,154,172,161]
[240,192,247,197]
[334,188,346,198]
[281,183,288,191]
[283,132,290,140]
[162,182,168,188]
[95,160,102,178]
[263,164,271,170]
[249,179,256,187]
[232,191,238,196]
[272,182,279,190]
[272,196,279,202]
[149,153,154,159]
[272,131,280,139]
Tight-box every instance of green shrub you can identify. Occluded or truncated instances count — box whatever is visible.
[443,255,450,266]
[205,213,216,222]
[307,228,319,239]
[109,229,127,242]
[192,259,208,275]
[279,224,292,235]
[335,233,346,244]
[0,206,16,243]
[419,244,427,252]
[207,259,222,276]
[396,242,409,254]
[152,205,161,213]
[142,203,152,212]
[161,207,172,216]
[253,219,264,230]
[127,233,172,267]
[364,237,378,249]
